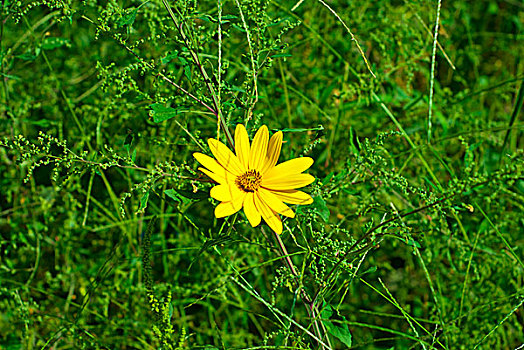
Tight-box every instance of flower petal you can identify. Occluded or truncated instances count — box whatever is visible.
[210,184,240,202]
[235,124,250,170]
[194,152,236,179]
[254,192,283,234]
[215,201,240,218]
[272,189,313,205]
[214,191,246,218]
[208,138,245,176]
[261,131,282,174]
[262,174,315,190]
[264,157,314,181]
[198,167,236,185]
[258,188,295,218]
[198,167,225,184]
[232,192,246,209]
[243,192,261,227]
[249,125,269,170]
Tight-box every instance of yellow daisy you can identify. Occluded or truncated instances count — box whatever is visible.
[193,124,315,234]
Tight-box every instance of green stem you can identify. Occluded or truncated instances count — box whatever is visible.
[161,0,234,148]
[264,227,333,349]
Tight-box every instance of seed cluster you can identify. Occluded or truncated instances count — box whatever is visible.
[236,169,262,192]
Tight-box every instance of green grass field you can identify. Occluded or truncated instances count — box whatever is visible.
[1,0,523,349]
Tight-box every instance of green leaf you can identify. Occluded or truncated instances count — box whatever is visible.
[16,49,40,61]
[312,196,330,222]
[342,187,358,195]
[117,8,138,27]
[21,118,54,127]
[500,79,523,155]
[124,132,133,153]
[391,235,421,248]
[232,24,247,32]
[230,85,246,93]
[161,51,178,64]
[197,14,218,23]
[163,189,182,207]
[279,125,324,133]
[322,171,334,186]
[0,72,21,80]
[183,65,192,80]
[270,53,292,58]
[328,322,352,347]
[267,16,293,27]
[423,176,439,191]
[360,265,377,276]
[42,37,71,50]
[164,189,181,202]
[321,304,352,347]
[176,189,208,200]
[404,238,421,248]
[349,126,361,155]
[137,191,150,213]
[189,233,235,270]
[197,14,237,24]
[149,103,187,123]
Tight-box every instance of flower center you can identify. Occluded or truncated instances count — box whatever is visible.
[235,170,262,192]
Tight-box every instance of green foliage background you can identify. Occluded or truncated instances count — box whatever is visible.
[1,0,523,349]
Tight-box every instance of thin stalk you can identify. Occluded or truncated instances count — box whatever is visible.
[233,0,258,123]
[217,0,223,139]
[118,42,217,117]
[161,0,234,148]
[427,0,442,143]
[500,79,524,158]
[317,0,376,79]
[264,227,333,349]
[313,174,500,304]
[21,15,90,149]
[0,0,13,138]
[278,59,292,128]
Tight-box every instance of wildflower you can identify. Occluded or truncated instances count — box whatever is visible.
[193,124,314,234]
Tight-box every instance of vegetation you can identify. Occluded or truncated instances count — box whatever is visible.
[1,0,523,349]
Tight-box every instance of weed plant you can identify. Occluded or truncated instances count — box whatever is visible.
[1,0,523,349]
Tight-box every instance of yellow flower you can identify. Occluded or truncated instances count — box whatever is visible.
[193,124,315,234]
